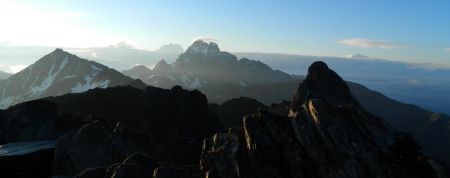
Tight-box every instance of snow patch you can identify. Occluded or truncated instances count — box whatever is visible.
[30,57,69,96]
[189,78,202,88]
[90,64,103,71]
[71,76,110,93]
[190,44,208,55]
[0,96,15,109]
[61,75,76,80]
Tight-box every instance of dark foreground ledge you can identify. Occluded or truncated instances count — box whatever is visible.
[0,140,55,178]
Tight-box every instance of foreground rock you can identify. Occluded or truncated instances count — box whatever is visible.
[200,61,448,178]
[0,140,55,178]
[0,85,222,177]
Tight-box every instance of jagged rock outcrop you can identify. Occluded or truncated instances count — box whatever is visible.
[200,61,447,178]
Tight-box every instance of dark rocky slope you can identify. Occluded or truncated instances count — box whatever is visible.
[209,97,269,128]
[350,83,450,164]
[200,61,448,178]
[210,79,450,166]
[0,85,222,177]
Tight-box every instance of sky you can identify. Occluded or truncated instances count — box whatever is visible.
[0,0,449,66]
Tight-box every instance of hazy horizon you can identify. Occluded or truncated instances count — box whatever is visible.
[1,0,449,69]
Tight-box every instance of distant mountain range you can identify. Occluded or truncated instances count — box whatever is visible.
[0,42,183,72]
[1,42,449,115]
[66,43,182,71]
[235,52,450,115]
[123,40,450,165]
[0,49,145,109]
[155,43,184,54]
[123,40,301,103]
[0,42,449,166]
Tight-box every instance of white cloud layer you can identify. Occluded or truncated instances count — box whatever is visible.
[0,1,123,48]
[339,38,403,49]
[0,64,27,74]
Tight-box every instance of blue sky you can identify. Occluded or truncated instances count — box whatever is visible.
[0,0,449,65]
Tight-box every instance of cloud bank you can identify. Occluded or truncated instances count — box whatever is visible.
[339,38,403,49]
[0,64,27,74]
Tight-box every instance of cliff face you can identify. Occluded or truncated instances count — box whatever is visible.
[200,61,447,178]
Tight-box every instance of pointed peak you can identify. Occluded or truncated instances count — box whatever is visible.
[185,40,221,56]
[131,65,151,70]
[154,59,171,72]
[307,61,330,78]
[47,48,78,59]
[293,61,355,107]
[156,59,168,65]
[51,48,69,55]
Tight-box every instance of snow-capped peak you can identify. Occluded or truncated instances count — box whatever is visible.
[185,40,221,56]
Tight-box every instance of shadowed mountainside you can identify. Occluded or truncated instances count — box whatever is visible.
[200,61,448,178]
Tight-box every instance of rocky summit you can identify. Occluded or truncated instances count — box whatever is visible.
[200,61,448,178]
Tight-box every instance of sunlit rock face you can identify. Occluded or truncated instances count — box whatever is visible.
[200,61,447,178]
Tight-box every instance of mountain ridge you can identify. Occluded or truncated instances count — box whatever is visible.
[200,61,447,178]
[0,48,145,109]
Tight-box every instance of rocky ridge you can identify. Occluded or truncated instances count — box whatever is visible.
[200,61,448,178]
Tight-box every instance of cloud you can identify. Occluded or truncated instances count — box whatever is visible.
[445,48,450,52]
[408,79,420,85]
[345,54,369,59]
[193,36,218,43]
[10,65,27,73]
[109,41,136,49]
[0,64,27,74]
[339,38,403,49]
[0,1,121,48]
